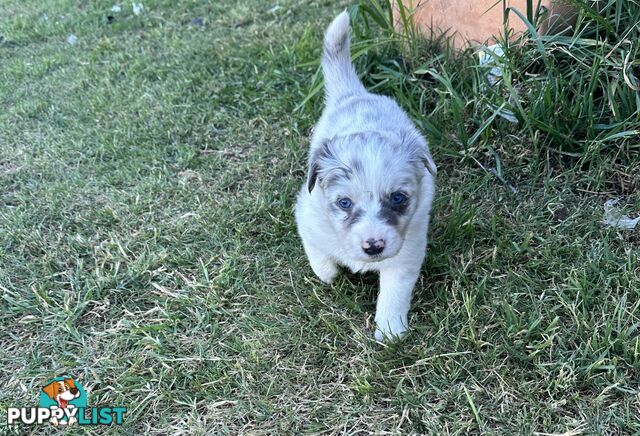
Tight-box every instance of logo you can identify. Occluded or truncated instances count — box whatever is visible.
[7,376,127,427]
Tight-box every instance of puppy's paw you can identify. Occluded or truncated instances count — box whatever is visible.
[310,258,338,284]
[374,316,408,342]
[317,269,337,285]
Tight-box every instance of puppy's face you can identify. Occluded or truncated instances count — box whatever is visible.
[308,133,432,262]
[42,378,80,402]
[57,379,79,401]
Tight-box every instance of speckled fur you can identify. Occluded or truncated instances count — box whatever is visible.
[295,11,437,341]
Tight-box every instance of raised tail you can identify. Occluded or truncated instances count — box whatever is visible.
[322,11,365,102]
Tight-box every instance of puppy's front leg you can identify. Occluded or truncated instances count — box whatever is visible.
[374,266,420,341]
[304,243,338,284]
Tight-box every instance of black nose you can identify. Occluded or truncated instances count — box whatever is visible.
[362,238,385,255]
[70,387,78,395]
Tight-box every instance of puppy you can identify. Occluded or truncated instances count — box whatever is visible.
[42,378,80,425]
[295,11,437,341]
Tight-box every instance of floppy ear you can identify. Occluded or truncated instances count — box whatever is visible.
[64,378,76,389]
[42,382,58,400]
[307,140,333,193]
[307,160,320,193]
[422,149,437,177]
[402,131,437,177]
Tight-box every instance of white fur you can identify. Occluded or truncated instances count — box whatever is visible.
[295,11,436,341]
[50,381,79,426]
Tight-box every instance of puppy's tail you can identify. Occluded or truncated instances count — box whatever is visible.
[322,11,365,102]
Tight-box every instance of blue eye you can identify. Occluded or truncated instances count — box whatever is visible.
[390,192,407,205]
[338,198,353,209]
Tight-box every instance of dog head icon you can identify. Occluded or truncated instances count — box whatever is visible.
[41,378,80,408]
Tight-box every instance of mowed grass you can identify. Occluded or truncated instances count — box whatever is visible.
[0,0,639,434]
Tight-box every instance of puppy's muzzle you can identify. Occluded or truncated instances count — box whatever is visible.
[362,238,385,256]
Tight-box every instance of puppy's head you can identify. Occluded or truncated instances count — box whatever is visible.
[42,378,80,402]
[59,378,79,401]
[307,131,436,262]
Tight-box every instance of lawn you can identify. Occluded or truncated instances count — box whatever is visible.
[0,0,639,434]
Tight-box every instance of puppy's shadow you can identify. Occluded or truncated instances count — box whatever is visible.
[342,269,378,286]
[328,268,378,313]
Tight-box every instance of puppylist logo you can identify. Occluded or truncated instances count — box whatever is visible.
[7,376,127,427]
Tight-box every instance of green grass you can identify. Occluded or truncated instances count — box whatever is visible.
[1,0,639,434]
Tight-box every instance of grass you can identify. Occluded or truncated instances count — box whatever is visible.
[0,0,639,434]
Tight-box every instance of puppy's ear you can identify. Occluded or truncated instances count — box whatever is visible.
[42,382,58,400]
[421,149,437,177]
[402,131,437,177]
[64,378,76,389]
[307,140,333,193]
[307,160,320,193]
